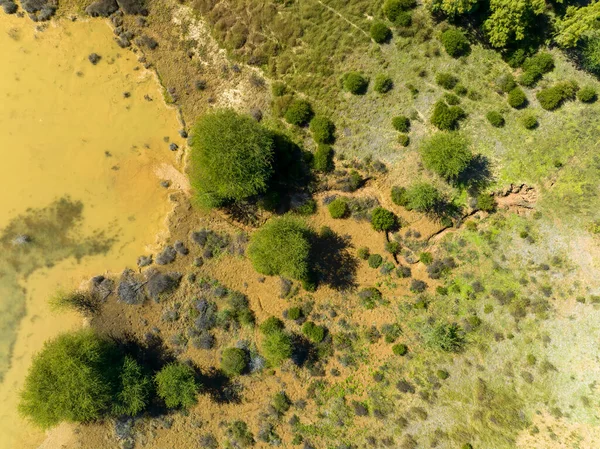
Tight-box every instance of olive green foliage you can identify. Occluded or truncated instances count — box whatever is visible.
[392,115,410,132]
[342,72,369,95]
[395,10,412,27]
[496,73,516,93]
[19,330,116,428]
[260,316,285,335]
[302,321,326,343]
[383,0,416,22]
[392,343,408,356]
[391,186,409,207]
[521,113,538,129]
[112,356,152,417]
[228,420,255,448]
[555,2,600,48]
[359,287,383,309]
[155,363,198,409]
[508,87,527,108]
[483,0,545,48]
[294,199,317,215]
[373,74,393,93]
[328,198,349,219]
[368,253,383,268]
[385,241,401,255]
[262,331,293,366]
[486,111,505,127]
[435,72,459,90]
[581,37,600,75]
[440,29,470,57]
[444,93,461,105]
[577,86,597,103]
[518,53,554,87]
[284,99,314,126]
[272,82,287,97]
[371,207,398,232]
[430,100,465,130]
[536,81,578,111]
[426,323,465,352]
[420,132,472,181]
[248,216,312,281]
[398,133,410,146]
[189,110,274,206]
[476,194,497,212]
[357,247,370,260]
[272,391,292,414]
[313,144,334,173]
[370,22,392,43]
[404,183,442,213]
[221,348,249,377]
[310,115,335,144]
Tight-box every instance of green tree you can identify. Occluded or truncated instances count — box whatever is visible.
[405,183,443,213]
[428,0,478,16]
[221,348,249,377]
[155,363,198,409]
[484,0,545,48]
[189,110,274,207]
[19,330,117,428]
[440,29,470,57]
[247,216,312,281]
[342,72,369,95]
[112,356,152,416]
[313,144,335,172]
[285,99,314,126]
[309,115,335,144]
[371,207,398,232]
[420,132,472,181]
[555,3,600,48]
[370,22,392,43]
[262,331,294,366]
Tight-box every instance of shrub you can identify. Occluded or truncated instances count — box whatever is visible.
[328,198,349,219]
[155,363,198,409]
[523,52,555,75]
[395,11,412,27]
[392,115,410,132]
[260,316,285,336]
[405,183,442,212]
[392,343,408,355]
[430,101,465,130]
[496,73,516,93]
[391,186,409,207]
[486,111,505,127]
[112,356,152,417]
[426,323,464,352]
[228,421,255,448]
[313,144,334,173]
[419,252,433,264]
[396,265,412,278]
[521,113,538,129]
[359,287,383,309]
[357,247,370,260]
[420,132,471,181]
[385,241,401,255]
[454,83,468,96]
[302,321,326,343]
[49,289,96,315]
[374,74,393,93]
[444,93,461,105]
[536,81,578,110]
[508,87,527,108]
[294,199,317,215]
[410,279,427,293]
[284,99,314,126]
[370,22,392,44]
[398,133,410,146]
[581,37,600,76]
[262,331,293,366]
[371,207,398,232]
[221,348,248,377]
[368,254,383,268]
[190,110,274,206]
[435,72,459,90]
[383,0,416,21]
[272,391,292,414]
[437,369,450,379]
[310,116,335,144]
[577,86,597,103]
[286,307,302,320]
[342,72,369,95]
[248,216,312,281]
[272,82,287,97]
[518,70,540,87]
[440,29,470,57]
[476,194,496,212]
[19,330,116,428]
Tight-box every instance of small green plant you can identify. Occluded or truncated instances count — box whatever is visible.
[437,369,450,379]
[112,356,152,417]
[440,29,470,57]
[536,81,578,110]
[284,99,314,126]
[262,331,294,366]
[272,82,287,97]
[392,343,408,356]
[370,22,392,44]
[260,316,285,335]
[395,10,412,26]
[430,100,465,130]
[383,0,416,22]
[435,72,459,90]
[508,87,527,108]
[476,194,496,212]
[454,83,468,96]
[385,241,401,255]
[398,133,410,146]
[371,207,398,232]
[357,247,370,260]
[359,287,383,309]
[419,252,433,265]
[391,186,409,207]
[577,86,597,103]
[272,391,292,414]
[221,348,248,377]
[405,183,442,213]
[228,420,254,448]
[486,111,505,127]
[49,289,96,315]
[310,115,335,144]
[521,113,538,129]
[368,254,383,268]
[496,73,516,93]
[426,322,464,352]
[294,199,317,215]
[155,362,199,409]
[392,115,410,132]
[302,321,326,343]
[342,72,368,95]
[444,93,461,105]
[313,144,334,173]
[286,307,302,320]
[328,198,349,219]
[373,74,393,93]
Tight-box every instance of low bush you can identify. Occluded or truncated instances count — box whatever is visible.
[342,72,368,95]
[430,101,465,130]
[385,241,401,255]
[508,88,527,108]
[262,331,293,366]
[368,254,383,268]
[359,287,383,309]
[373,74,393,93]
[435,72,459,90]
[228,421,255,448]
[155,363,198,409]
[259,316,285,336]
[371,207,398,232]
[392,115,410,132]
[392,343,408,356]
[444,93,461,105]
[370,22,392,43]
[476,194,496,212]
[536,81,578,110]
[420,131,471,181]
[383,0,416,22]
[496,74,516,93]
[577,86,597,103]
[294,199,317,215]
[272,391,292,414]
[521,113,538,129]
[286,307,303,320]
[440,29,470,57]
[410,279,427,293]
[395,11,412,27]
[396,265,412,278]
[523,52,555,75]
[391,186,409,207]
[426,322,464,352]
[272,82,287,97]
[310,116,335,144]
[284,99,314,126]
[328,198,349,219]
[302,321,326,343]
[405,183,442,213]
[581,37,600,76]
[313,144,334,173]
[398,133,410,146]
[221,348,248,377]
[357,247,370,260]
[486,111,505,127]
[419,252,433,265]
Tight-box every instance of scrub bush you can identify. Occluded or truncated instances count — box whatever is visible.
[371,207,398,232]
[342,72,369,95]
[392,115,410,132]
[328,198,349,219]
[370,22,392,43]
[313,144,334,173]
[310,116,335,144]
[155,363,198,409]
[285,99,314,126]
[486,111,505,127]
[440,29,470,57]
[420,132,471,181]
[221,348,249,377]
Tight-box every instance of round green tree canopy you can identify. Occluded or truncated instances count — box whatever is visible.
[155,362,198,409]
[247,216,312,281]
[189,109,274,206]
[221,347,249,377]
[420,132,472,181]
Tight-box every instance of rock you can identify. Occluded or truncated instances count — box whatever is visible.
[88,53,101,65]
[2,1,18,14]
[169,143,178,151]
[137,255,153,267]
[11,234,30,245]
[123,91,131,98]
[160,180,170,188]
[85,0,118,17]
[116,0,148,15]
[178,129,187,138]
[173,240,189,256]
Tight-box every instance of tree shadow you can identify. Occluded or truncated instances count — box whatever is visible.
[456,154,494,195]
[309,228,358,291]
[198,367,243,405]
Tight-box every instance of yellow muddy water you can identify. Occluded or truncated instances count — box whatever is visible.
[0,15,183,449]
